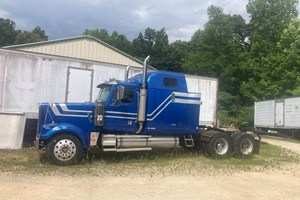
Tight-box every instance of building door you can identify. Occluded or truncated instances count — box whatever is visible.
[66,67,93,103]
[275,100,284,127]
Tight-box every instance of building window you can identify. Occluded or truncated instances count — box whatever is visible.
[163,77,178,88]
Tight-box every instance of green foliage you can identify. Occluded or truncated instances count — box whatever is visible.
[247,0,298,56]
[184,5,247,96]
[83,28,132,53]
[0,18,17,46]
[0,18,48,46]
[241,0,300,104]
[182,1,300,128]
[14,29,47,45]
[132,27,169,69]
[32,26,48,41]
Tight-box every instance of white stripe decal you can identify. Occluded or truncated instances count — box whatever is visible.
[105,111,137,116]
[147,93,172,117]
[146,92,200,121]
[147,101,172,121]
[60,104,92,113]
[52,104,88,118]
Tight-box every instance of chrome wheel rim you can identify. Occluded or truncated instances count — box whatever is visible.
[240,139,254,155]
[214,138,229,155]
[54,139,76,161]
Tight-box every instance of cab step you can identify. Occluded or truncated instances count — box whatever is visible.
[183,135,194,147]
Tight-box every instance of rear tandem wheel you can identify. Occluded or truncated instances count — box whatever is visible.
[207,133,233,157]
[234,133,255,156]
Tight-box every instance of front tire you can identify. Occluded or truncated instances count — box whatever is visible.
[208,133,232,157]
[46,134,83,165]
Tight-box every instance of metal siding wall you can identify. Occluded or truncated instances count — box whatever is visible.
[15,38,142,68]
[0,53,6,108]
[284,97,300,127]
[0,49,137,115]
[254,100,275,127]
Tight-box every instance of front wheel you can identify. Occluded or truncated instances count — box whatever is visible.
[46,134,83,165]
[208,133,232,157]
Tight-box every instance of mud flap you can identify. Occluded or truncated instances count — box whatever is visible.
[253,133,261,154]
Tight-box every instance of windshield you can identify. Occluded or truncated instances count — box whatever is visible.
[96,85,112,103]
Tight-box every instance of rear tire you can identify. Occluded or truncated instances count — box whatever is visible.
[46,134,83,165]
[234,134,255,156]
[208,133,232,157]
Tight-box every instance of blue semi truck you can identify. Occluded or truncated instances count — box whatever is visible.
[36,56,260,165]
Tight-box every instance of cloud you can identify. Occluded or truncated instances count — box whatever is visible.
[0,9,10,18]
[0,0,298,43]
[131,6,151,23]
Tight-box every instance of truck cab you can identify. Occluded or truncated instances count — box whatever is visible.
[94,71,200,136]
[36,56,260,165]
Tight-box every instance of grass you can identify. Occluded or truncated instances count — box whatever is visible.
[0,143,299,177]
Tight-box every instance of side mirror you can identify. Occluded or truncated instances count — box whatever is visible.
[117,86,125,101]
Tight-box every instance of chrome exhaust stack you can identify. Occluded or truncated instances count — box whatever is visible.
[136,55,150,134]
[124,65,131,81]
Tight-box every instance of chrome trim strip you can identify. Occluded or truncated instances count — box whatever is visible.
[105,115,137,120]
[105,111,137,116]
[173,92,201,98]
[174,99,201,104]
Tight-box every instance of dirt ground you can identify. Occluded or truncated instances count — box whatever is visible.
[0,137,299,200]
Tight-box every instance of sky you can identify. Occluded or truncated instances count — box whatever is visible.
[0,0,299,42]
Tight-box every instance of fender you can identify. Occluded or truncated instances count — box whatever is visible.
[41,123,90,149]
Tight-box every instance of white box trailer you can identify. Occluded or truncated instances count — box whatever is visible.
[254,97,300,138]
[185,74,218,127]
[0,48,218,147]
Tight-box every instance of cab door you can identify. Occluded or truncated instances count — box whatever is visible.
[104,85,138,133]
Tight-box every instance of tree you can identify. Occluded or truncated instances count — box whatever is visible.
[0,18,48,46]
[0,18,17,46]
[132,27,169,69]
[83,28,132,54]
[185,5,247,94]
[277,19,300,96]
[32,26,48,41]
[182,5,253,127]
[162,40,189,72]
[14,26,48,45]
[247,0,298,56]
[240,0,299,102]
[83,28,110,43]
[109,31,132,53]
[14,31,43,44]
